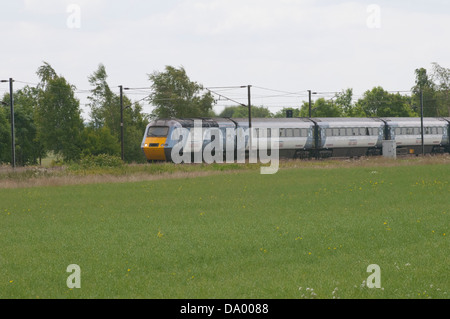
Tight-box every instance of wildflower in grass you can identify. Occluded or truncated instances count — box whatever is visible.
[299,287,317,299]
[157,230,164,238]
[332,287,339,299]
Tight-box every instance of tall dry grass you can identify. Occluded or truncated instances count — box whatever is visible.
[0,154,449,189]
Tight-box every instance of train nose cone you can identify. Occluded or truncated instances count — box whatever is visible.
[143,137,167,161]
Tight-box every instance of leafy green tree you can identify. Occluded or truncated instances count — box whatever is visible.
[81,126,120,157]
[333,88,367,117]
[36,62,84,162]
[148,66,215,118]
[2,86,45,166]
[219,105,272,118]
[431,63,450,116]
[0,105,10,164]
[88,64,121,136]
[122,101,149,163]
[299,98,343,117]
[412,68,439,117]
[87,64,149,163]
[356,87,416,117]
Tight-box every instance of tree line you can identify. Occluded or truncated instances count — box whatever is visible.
[1,62,449,166]
[0,63,148,166]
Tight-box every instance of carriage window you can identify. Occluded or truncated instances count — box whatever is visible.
[438,127,443,135]
[286,129,294,137]
[280,129,286,137]
[326,128,333,136]
[302,129,308,137]
[339,128,346,136]
[414,128,420,135]
[431,127,438,134]
[294,129,301,137]
[395,128,401,135]
[345,128,352,136]
[332,128,339,136]
[425,127,430,134]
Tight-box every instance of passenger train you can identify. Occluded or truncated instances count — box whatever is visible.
[141,117,450,162]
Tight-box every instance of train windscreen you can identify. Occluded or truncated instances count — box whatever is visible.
[147,126,169,137]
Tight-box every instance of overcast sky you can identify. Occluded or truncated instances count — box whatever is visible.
[1,0,449,117]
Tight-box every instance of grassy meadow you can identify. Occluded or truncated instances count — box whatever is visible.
[0,157,449,299]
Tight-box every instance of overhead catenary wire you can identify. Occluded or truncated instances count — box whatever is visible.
[1,79,444,114]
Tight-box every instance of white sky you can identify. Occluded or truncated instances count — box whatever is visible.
[1,0,449,118]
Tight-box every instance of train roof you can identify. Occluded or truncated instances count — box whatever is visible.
[150,118,233,128]
[312,117,385,127]
[313,117,383,122]
[231,118,313,123]
[381,117,448,125]
[149,117,450,128]
[231,118,314,128]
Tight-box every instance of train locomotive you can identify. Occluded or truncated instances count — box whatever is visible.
[141,117,450,162]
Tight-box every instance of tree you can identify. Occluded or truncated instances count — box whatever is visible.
[219,105,272,118]
[356,87,416,117]
[148,66,215,118]
[87,64,149,163]
[81,126,120,157]
[36,62,84,162]
[431,62,450,116]
[299,98,343,117]
[334,88,365,117]
[122,101,149,163]
[0,105,10,164]
[2,86,45,166]
[412,68,439,117]
[88,64,120,135]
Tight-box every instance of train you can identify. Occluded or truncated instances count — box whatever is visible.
[141,117,450,162]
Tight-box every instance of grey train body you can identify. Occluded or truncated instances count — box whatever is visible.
[141,117,450,162]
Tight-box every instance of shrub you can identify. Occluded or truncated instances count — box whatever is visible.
[78,154,124,169]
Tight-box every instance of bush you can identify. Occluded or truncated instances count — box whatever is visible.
[78,154,124,169]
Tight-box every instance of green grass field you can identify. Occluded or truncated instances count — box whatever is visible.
[0,160,448,299]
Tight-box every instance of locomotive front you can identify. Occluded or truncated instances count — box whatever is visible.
[141,120,173,162]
